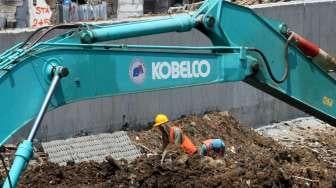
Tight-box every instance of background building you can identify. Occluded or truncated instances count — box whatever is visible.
[0,0,210,30]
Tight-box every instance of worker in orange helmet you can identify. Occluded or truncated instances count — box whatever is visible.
[200,138,225,157]
[153,114,198,156]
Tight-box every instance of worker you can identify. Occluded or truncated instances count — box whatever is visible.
[200,138,225,157]
[153,114,198,156]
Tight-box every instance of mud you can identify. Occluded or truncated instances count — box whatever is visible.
[1,112,335,187]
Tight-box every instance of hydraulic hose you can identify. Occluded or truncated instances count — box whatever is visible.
[247,33,294,84]
[28,24,82,48]
[21,24,82,49]
[20,26,51,49]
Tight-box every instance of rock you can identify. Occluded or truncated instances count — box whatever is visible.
[176,154,189,165]
[230,146,236,154]
[190,121,196,126]
[211,159,225,167]
[201,156,225,168]
[201,156,213,164]
[66,160,75,166]
[185,124,196,136]
[219,111,230,117]
[246,179,251,186]
[202,114,211,121]
[106,156,121,170]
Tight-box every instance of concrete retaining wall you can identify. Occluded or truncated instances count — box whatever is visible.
[2,0,336,143]
[252,0,336,55]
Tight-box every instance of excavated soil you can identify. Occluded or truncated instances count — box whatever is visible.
[1,112,335,187]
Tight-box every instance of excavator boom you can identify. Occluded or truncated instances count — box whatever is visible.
[1,0,336,187]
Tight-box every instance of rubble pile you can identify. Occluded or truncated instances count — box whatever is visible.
[257,117,336,169]
[0,112,335,187]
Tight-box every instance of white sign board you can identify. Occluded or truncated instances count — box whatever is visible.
[29,0,52,28]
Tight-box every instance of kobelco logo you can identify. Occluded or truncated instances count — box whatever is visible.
[152,60,211,80]
[129,59,146,84]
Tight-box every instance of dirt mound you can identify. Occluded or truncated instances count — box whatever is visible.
[12,112,336,187]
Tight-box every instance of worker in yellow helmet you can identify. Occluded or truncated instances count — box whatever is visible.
[153,114,197,156]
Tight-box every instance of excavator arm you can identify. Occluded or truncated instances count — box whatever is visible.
[1,0,336,187]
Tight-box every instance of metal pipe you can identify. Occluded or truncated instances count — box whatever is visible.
[27,73,60,141]
[27,66,69,141]
[80,14,196,43]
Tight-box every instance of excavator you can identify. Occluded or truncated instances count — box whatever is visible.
[1,0,336,187]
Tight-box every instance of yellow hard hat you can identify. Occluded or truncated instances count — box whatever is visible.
[153,114,169,127]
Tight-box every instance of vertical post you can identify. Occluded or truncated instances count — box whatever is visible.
[3,66,69,188]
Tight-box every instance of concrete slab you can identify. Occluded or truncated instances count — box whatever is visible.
[42,131,141,165]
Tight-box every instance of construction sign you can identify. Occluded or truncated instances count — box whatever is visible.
[29,0,52,28]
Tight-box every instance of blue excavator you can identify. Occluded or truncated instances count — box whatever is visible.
[1,0,336,187]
